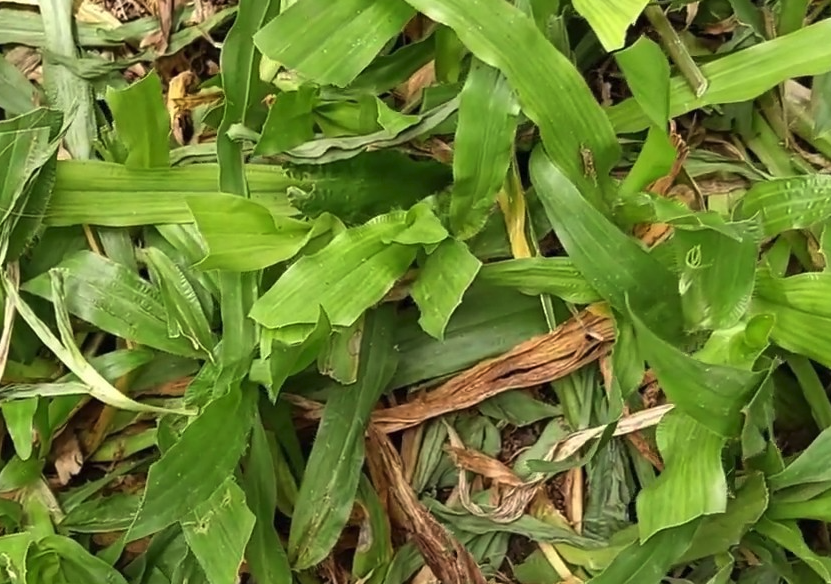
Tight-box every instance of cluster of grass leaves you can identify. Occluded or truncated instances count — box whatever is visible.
[3,0,831,582]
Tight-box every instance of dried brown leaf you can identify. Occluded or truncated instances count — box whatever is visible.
[366,425,487,584]
[373,311,613,433]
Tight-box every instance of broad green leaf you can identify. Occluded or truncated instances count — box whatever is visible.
[105,70,169,168]
[253,0,415,87]
[126,388,255,541]
[60,493,140,533]
[217,0,279,196]
[0,532,32,583]
[411,239,482,340]
[250,208,423,330]
[575,0,649,52]
[254,86,318,156]
[288,307,398,570]
[531,147,682,341]
[756,518,831,581]
[182,478,255,584]
[39,0,95,159]
[614,36,670,129]
[477,257,600,304]
[48,161,298,226]
[4,270,188,415]
[143,247,216,357]
[0,57,40,116]
[22,251,201,358]
[630,307,762,437]
[186,194,321,272]
[316,315,362,385]
[672,219,760,330]
[33,535,129,584]
[449,59,519,239]
[286,150,452,224]
[265,310,332,401]
[353,475,393,580]
[680,472,768,563]
[375,97,420,135]
[2,398,39,460]
[241,412,292,583]
[402,0,620,202]
[218,0,280,366]
[769,424,831,491]
[618,126,676,198]
[589,521,698,584]
[740,174,831,235]
[752,269,831,368]
[695,314,774,370]
[283,97,458,165]
[636,410,727,541]
[608,19,831,133]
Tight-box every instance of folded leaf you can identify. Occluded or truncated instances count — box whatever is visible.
[614,36,670,129]
[575,0,650,52]
[740,174,831,236]
[22,251,201,358]
[630,307,763,437]
[752,269,831,368]
[636,410,728,541]
[288,306,398,569]
[105,70,169,168]
[411,239,481,340]
[449,59,519,239]
[253,0,415,88]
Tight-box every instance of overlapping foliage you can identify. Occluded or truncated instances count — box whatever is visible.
[2,0,831,582]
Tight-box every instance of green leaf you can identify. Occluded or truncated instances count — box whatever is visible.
[402,0,620,202]
[589,521,698,584]
[39,0,95,159]
[752,269,831,369]
[4,270,189,415]
[476,257,600,304]
[48,161,297,227]
[105,70,170,168]
[769,425,831,491]
[672,219,760,330]
[353,475,393,580]
[288,306,398,570]
[618,126,676,198]
[286,150,452,224]
[680,472,769,563]
[253,0,415,88]
[2,398,39,460]
[756,518,831,581]
[126,388,255,541]
[34,535,129,584]
[449,59,519,239]
[614,36,670,129]
[22,251,202,358]
[0,532,32,582]
[740,174,831,236]
[411,239,482,340]
[478,390,560,427]
[630,307,763,437]
[254,86,318,156]
[182,478,256,584]
[266,310,332,400]
[186,194,323,272]
[143,247,216,358]
[574,0,650,52]
[608,19,831,133]
[250,208,423,330]
[636,410,727,541]
[0,57,40,116]
[241,411,292,583]
[531,146,682,341]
